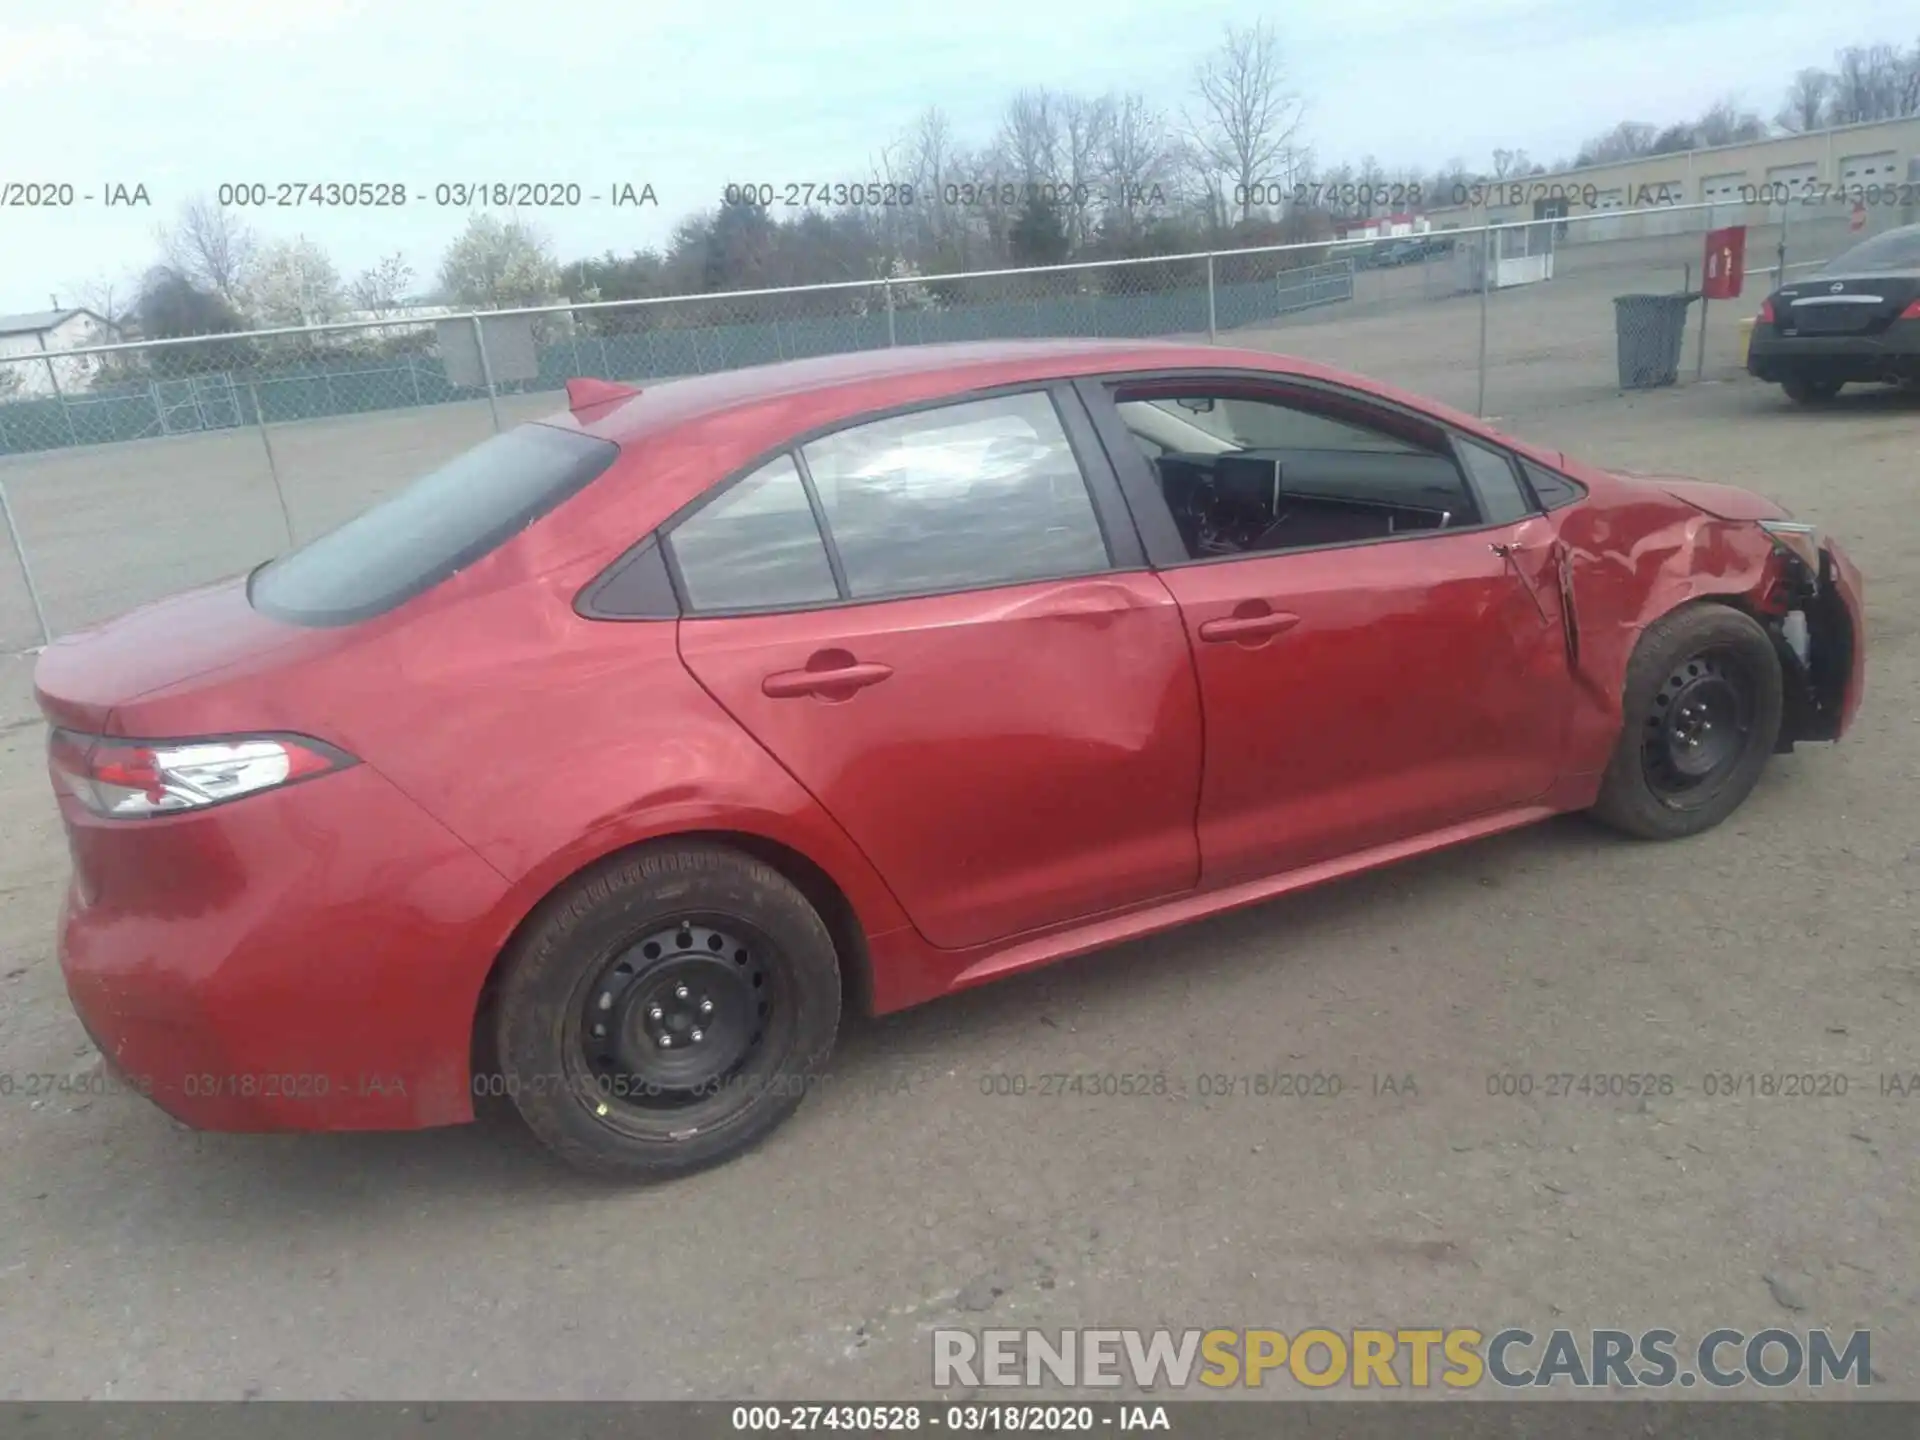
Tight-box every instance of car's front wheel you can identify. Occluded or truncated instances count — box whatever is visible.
[493,842,842,1179]
[1782,376,1844,404]
[1590,603,1784,841]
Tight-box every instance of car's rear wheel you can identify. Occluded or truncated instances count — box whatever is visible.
[493,842,842,1179]
[1782,376,1843,404]
[1590,603,1783,841]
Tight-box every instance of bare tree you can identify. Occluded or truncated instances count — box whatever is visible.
[349,253,415,317]
[999,89,1065,185]
[1353,155,1391,217]
[1171,135,1231,233]
[1776,67,1832,131]
[1828,42,1915,123]
[948,142,1020,267]
[1574,121,1657,167]
[1694,99,1768,146]
[1187,19,1306,225]
[1419,155,1473,210]
[1057,93,1112,247]
[1491,148,1533,179]
[1308,159,1356,220]
[1650,122,1699,154]
[1099,92,1175,240]
[71,273,138,337]
[158,197,257,305]
[883,107,962,265]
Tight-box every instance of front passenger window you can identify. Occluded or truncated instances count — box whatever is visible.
[1112,386,1478,560]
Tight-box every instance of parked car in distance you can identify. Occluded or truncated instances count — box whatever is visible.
[1350,235,1452,269]
[1747,221,1920,402]
[37,339,1866,1179]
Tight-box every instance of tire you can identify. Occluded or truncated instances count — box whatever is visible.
[493,842,842,1180]
[1782,376,1843,404]
[1589,603,1784,841]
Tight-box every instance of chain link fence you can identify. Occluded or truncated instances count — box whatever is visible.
[0,188,1912,650]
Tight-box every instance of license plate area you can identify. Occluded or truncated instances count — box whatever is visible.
[1790,306,1874,335]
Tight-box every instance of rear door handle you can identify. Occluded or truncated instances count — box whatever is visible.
[762,661,894,699]
[1197,611,1302,643]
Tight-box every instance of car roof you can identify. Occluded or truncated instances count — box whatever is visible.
[540,338,1346,446]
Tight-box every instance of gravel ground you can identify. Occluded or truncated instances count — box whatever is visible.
[0,303,1913,1401]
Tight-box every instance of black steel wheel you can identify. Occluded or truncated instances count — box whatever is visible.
[1591,603,1783,840]
[1640,649,1758,803]
[493,843,842,1179]
[562,917,788,1125]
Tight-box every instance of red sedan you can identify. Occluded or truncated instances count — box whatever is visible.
[36,339,1866,1178]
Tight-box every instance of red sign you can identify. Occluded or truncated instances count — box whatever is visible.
[1702,225,1746,300]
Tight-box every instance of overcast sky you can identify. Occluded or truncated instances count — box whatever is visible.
[1,0,1914,315]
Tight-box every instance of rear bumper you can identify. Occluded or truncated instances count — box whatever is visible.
[1747,320,1920,381]
[58,763,510,1132]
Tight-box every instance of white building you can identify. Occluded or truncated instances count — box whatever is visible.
[331,301,460,343]
[0,309,118,397]
[1424,115,1920,237]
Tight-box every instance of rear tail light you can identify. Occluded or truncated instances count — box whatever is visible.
[1901,298,1920,320]
[1757,298,1776,324]
[47,730,355,818]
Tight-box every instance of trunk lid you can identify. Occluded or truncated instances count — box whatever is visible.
[33,575,336,734]
[1770,273,1920,337]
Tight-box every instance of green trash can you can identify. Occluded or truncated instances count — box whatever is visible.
[1613,292,1699,390]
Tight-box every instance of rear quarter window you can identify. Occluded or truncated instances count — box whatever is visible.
[249,424,620,626]
[1520,459,1587,510]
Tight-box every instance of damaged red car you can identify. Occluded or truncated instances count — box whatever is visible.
[36,339,1866,1178]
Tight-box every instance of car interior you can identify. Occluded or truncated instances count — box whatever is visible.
[1114,391,1483,558]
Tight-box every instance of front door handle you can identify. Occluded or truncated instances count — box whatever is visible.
[1197,611,1302,643]
[762,660,894,699]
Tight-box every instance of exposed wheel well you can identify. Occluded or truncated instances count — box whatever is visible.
[469,831,876,1081]
[1659,578,1848,749]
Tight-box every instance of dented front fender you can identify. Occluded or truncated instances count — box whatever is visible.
[1553,498,1800,781]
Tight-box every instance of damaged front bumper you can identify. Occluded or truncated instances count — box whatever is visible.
[1756,524,1865,749]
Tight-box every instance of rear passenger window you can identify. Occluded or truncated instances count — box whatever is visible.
[1454,438,1536,526]
[1521,459,1586,510]
[668,455,837,611]
[801,391,1110,600]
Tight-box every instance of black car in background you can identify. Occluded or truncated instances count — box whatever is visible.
[1748,222,1920,403]
[1350,234,1455,269]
